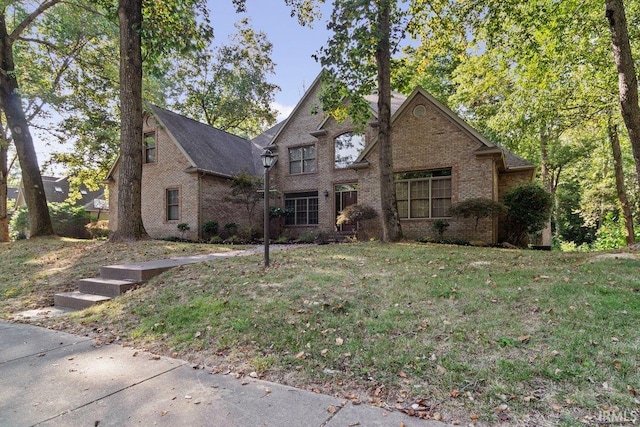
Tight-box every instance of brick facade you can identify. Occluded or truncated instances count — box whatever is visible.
[268,80,535,244]
[108,115,257,241]
[108,79,534,245]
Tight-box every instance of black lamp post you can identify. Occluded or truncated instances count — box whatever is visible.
[261,149,275,267]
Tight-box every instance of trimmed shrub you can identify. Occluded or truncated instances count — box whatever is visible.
[202,221,219,240]
[177,223,190,240]
[450,198,507,233]
[431,219,450,239]
[502,183,553,246]
[221,223,238,239]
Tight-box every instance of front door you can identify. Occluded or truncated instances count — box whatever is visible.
[335,184,358,232]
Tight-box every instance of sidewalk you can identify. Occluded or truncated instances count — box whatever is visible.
[0,320,452,427]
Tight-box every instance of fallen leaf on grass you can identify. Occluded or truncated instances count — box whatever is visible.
[627,385,638,396]
[335,337,344,346]
[295,351,306,359]
[519,334,531,344]
[450,389,460,398]
[495,404,508,413]
[398,370,407,378]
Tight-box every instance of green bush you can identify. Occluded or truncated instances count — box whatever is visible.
[269,206,293,218]
[221,223,238,239]
[431,219,450,239]
[202,221,219,239]
[591,213,640,251]
[11,203,91,239]
[502,183,553,246]
[9,206,29,240]
[209,235,223,244]
[177,223,190,240]
[450,198,507,232]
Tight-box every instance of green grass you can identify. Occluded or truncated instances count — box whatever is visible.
[3,240,639,425]
[0,237,236,313]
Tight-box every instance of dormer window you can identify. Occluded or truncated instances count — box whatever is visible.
[54,186,63,193]
[144,131,156,163]
[80,189,88,195]
[334,132,365,168]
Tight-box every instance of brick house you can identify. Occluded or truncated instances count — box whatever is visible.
[107,105,265,241]
[108,75,533,244]
[263,75,535,244]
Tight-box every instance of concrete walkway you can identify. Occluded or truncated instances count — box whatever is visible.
[0,320,452,426]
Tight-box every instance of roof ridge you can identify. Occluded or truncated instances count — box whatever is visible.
[149,104,249,142]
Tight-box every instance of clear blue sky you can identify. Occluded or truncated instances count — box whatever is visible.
[207,0,333,121]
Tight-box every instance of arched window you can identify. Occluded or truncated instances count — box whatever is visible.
[334,132,365,169]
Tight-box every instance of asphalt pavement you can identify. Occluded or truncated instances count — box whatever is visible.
[0,320,453,427]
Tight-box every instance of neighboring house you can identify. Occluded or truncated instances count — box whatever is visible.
[15,176,108,221]
[7,187,18,206]
[106,105,264,241]
[262,74,535,244]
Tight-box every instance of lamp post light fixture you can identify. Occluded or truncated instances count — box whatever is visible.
[261,149,276,267]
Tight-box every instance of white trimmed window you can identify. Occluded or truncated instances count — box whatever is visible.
[395,169,452,219]
[289,145,316,174]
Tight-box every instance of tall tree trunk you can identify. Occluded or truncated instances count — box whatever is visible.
[608,120,636,245]
[0,137,8,242]
[376,0,402,242]
[0,14,53,238]
[539,131,553,246]
[111,0,148,241]
[606,0,640,194]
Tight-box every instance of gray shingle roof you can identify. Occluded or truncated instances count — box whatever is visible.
[252,121,284,148]
[7,187,18,201]
[364,92,408,116]
[504,149,534,169]
[150,105,258,177]
[40,176,107,211]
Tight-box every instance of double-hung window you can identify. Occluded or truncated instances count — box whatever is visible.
[284,192,319,225]
[166,188,179,221]
[289,145,316,174]
[395,169,452,218]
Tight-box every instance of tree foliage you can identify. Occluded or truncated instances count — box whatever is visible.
[304,0,406,242]
[450,198,507,233]
[502,183,553,246]
[11,202,90,239]
[225,172,263,230]
[170,19,279,138]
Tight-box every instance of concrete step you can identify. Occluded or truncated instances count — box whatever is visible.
[78,278,139,298]
[100,263,175,282]
[54,292,111,310]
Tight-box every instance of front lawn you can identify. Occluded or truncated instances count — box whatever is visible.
[4,240,639,425]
